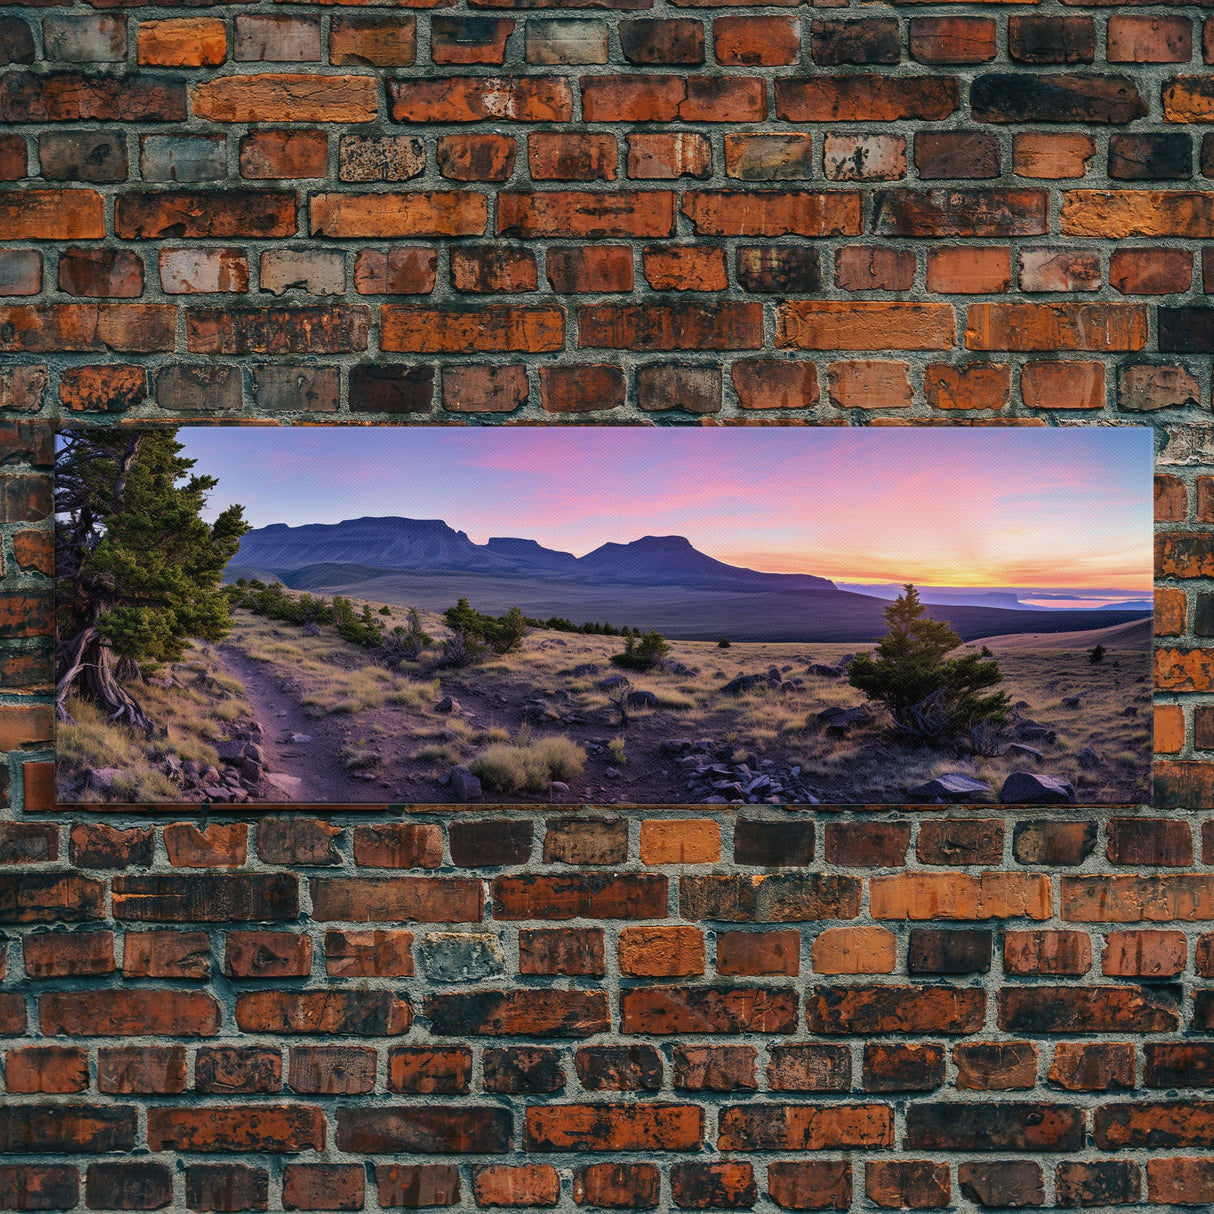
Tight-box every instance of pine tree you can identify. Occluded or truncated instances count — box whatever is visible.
[847,584,1011,745]
[55,429,248,735]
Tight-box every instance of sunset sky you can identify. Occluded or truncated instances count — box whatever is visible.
[178,426,1154,592]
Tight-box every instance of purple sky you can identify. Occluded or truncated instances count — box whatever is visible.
[179,425,1153,591]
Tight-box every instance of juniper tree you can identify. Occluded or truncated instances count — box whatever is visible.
[55,428,248,735]
[847,584,1011,746]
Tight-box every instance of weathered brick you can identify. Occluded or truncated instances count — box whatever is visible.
[124,929,211,979]
[812,926,897,975]
[436,133,516,182]
[906,1104,1083,1153]
[777,76,956,122]
[579,302,761,351]
[0,71,185,123]
[1048,1042,1135,1092]
[473,1164,558,1209]
[353,246,437,295]
[185,1165,268,1213]
[682,191,860,237]
[618,926,705,977]
[573,1163,659,1209]
[138,18,226,67]
[375,1164,460,1209]
[59,364,148,413]
[41,989,221,1037]
[527,19,608,66]
[225,931,313,979]
[863,1043,946,1094]
[999,985,1179,1033]
[1109,15,1192,63]
[909,17,995,64]
[865,1161,950,1210]
[330,15,415,66]
[719,1104,892,1152]
[767,1162,851,1211]
[925,363,1010,411]
[1021,361,1106,410]
[1055,1160,1140,1206]
[806,986,985,1035]
[338,1107,511,1155]
[875,190,1047,238]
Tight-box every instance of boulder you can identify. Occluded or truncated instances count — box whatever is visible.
[817,705,873,735]
[435,696,461,714]
[597,674,629,691]
[262,772,304,800]
[906,773,993,803]
[1005,744,1044,762]
[660,738,694,754]
[721,673,770,696]
[627,690,658,709]
[999,771,1076,805]
[448,766,482,802]
[1077,746,1099,770]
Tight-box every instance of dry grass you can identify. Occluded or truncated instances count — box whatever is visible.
[56,638,255,804]
[468,734,587,793]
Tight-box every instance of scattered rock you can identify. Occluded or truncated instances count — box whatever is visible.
[1060,695,1082,709]
[721,673,771,696]
[660,739,694,754]
[550,781,571,801]
[626,690,658,709]
[1005,744,1044,762]
[1121,706,1138,717]
[435,695,461,714]
[87,767,122,792]
[1000,771,1076,805]
[289,733,313,744]
[816,705,874,735]
[906,773,993,803]
[597,674,629,691]
[1077,746,1099,770]
[605,767,621,779]
[448,766,482,802]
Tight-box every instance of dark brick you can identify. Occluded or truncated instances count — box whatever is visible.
[483,1047,565,1094]
[85,1163,172,1210]
[1013,821,1096,865]
[736,246,821,294]
[810,19,900,65]
[185,1165,268,1213]
[1110,134,1192,181]
[733,819,814,867]
[348,364,434,413]
[863,1043,946,1093]
[449,819,533,867]
[907,930,992,975]
[1009,16,1095,64]
[1160,307,1214,352]
[906,1103,1083,1152]
[958,1162,1044,1209]
[576,1045,663,1092]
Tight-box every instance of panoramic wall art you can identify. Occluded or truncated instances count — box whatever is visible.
[54,424,1154,808]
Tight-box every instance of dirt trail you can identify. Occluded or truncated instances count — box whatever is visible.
[217,643,390,804]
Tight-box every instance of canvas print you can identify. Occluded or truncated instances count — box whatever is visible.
[54,424,1154,808]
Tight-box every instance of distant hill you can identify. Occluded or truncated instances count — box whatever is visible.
[231,517,837,592]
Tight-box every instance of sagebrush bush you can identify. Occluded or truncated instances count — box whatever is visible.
[468,735,586,793]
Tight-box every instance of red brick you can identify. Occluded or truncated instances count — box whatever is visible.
[636,364,721,414]
[1048,1042,1135,1092]
[5,1045,88,1094]
[289,1046,376,1095]
[0,872,104,922]
[863,1043,946,1093]
[0,72,185,123]
[282,1165,363,1212]
[23,930,114,977]
[954,1042,1038,1091]
[311,192,485,238]
[827,360,912,410]
[1109,15,1192,63]
[380,305,563,353]
[966,302,1147,351]
[717,930,800,977]
[225,931,313,978]
[375,1165,460,1209]
[474,1165,559,1208]
[767,1044,850,1092]
[443,364,528,413]
[807,986,985,1035]
[643,245,727,292]
[518,927,605,976]
[627,132,711,180]
[353,823,443,868]
[338,1107,510,1154]
[1021,361,1105,410]
[925,362,1010,411]
[876,190,1047,238]
[527,1104,703,1152]
[835,247,915,292]
[1111,247,1192,295]
[388,1046,471,1094]
[59,364,148,413]
[235,990,412,1036]
[767,1162,851,1211]
[185,1165,268,1213]
[330,15,416,66]
[622,986,796,1034]
[70,823,154,870]
[431,16,511,65]
[865,1161,950,1210]
[193,73,374,122]
[390,76,571,123]
[0,304,175,353]
[670,1162,756,1210]
[353,246,437,295]
[195,1046,282,1095]
[1148,1159,1214,1205]
[573,1162,659,1209]
[138,18,226,66]
[325,929,414,977]
[778,301,953,351]
[528,131,616,181]
[546,246,633,293]
[500,190,673,238]
[618,925,705,977]
[123,930,211,979]
[149,1105,324,1153]
[97,1046,186,1095]
[187,305,369,355]
[683,190,860,237]
[164,821,247,868]
[1155,703,1187,753]
[1013,133,1096,180]
[719,1104,892,1152]
[451,246,538,293]
[40,989,221,1037]
[916,131,1000,180]
[426,990,608,1038]
[436,133,516,182]
[777,76,956,122]
[732,360,818,410]
[1102,930,1186,977]
[909,17,996,64]
[118,190,295,239]
[714,16,799,65]
[578,302,762,350]
[926,246,1011,294]
[235,129,327,180]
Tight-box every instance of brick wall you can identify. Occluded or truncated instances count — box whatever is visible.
[5,0,1214,1208]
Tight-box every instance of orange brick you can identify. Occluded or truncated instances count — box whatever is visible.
[777,301,955,351]
[1155,704,1186,753]
[618,926,705,977]
[193,74,377,123]
[1155,588,1187,636]
[926,246,1011,294]
[1013,133,1096,179]
[924,363,1010,410]
[732,360,818,409]
[870,873,1052,921]
[643,245,727,292]
[826,360,912,410]
[138,19,226,66]
[1155,475,1188,522]
[0,703,53,752]
[717,930,801,977]
[639,820,720,865]
[1102,930,1186,977]
[1021,361,1105,410]
[812,926,897,975]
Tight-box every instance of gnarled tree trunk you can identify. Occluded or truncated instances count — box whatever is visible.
[57,622,155,737]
